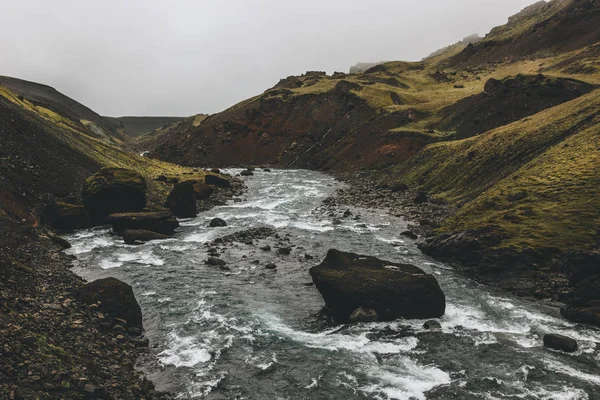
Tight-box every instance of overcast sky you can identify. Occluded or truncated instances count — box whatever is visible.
[1,0,538,117]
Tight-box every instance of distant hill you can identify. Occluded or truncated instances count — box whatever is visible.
[349,62,386,74]
[422,34,483,62]
[106,116,185,138]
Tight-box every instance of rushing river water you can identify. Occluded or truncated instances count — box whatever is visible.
[65,169,600,400]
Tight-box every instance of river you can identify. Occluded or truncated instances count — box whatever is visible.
[65,169,600,399]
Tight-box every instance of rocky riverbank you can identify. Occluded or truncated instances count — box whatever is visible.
[330,170,600,327]
[0,169,243,399]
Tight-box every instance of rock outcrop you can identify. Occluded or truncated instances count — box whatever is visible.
[77,277,143,333]
[82,168,147,222]
[44,201,91,232]
[562,274,600,326]
[309,249,445,321]
[205,174,231,188]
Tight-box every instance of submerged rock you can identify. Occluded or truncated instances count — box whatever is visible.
[423,320,442,331]
[165,180,197,218]
[241,169,254,176]
[209,217,227,227]
[309,249,445,321]
[206,257,227,267]
[109,210,179,234]
[543,334,578,353]
[82,168,147,222]
[349,307,378,323]
[78,277,143,332]
[123,229,169,245]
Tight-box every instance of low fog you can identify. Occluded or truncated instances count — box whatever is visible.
[1,0,539,116]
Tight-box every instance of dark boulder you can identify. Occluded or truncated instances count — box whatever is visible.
[210,168,221,174]
[309,249,445,321]
[165,181,197,218]
[277,247,291,255]
[82,168,147,222]
[78,278,143,332]
[349,307,378,323]
[206,257,227,267]
[543,334,578,353]
[205,174,231,188]
[123,229,169,245]
[44,201,91,232]
[390,182,408,193]
[192,181,214,200]
[423,320,442,331]
[241,170,254,176]
[265,263,277,270]
[49,234,71,249]
[414,192,428,204]
[109,211,179,235]
[562,274,600,326]
[400,230,419,240]
[209,218,227,227]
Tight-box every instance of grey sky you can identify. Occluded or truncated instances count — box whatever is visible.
[1,0,538,117]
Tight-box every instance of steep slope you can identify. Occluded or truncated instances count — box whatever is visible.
[106,116,186,138]
[0,76,132,145]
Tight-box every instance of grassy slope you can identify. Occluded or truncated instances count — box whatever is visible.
[0,84,209,218]
[395,89,600,252]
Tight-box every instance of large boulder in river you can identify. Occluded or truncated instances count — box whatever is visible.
[309,249,445,321]
[205,174,231,188]
[543,334,578,353]
[44,201,91,232]
[165,181,197,218]
[78,277,143,333]
[123,229,169,245]
[109,210,179,234]
[82,168,146,222]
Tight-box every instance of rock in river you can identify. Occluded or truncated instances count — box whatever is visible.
[309,249,445,321]
[543,334,578,353]
[77,277,143,333]
[123,229,169,245]
[209,217,227,227]
[109,210,179,235]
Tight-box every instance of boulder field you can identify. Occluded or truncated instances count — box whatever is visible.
[309,249,446,322]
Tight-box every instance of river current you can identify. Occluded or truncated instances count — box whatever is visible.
[65,169,600,399]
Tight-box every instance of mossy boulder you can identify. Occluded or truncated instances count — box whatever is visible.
[165,181,198,218]
[78,278,143,333]
[309,249,445,321]
[108,211,179,235]
[82,168,147,222]
[44,201,91,232]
